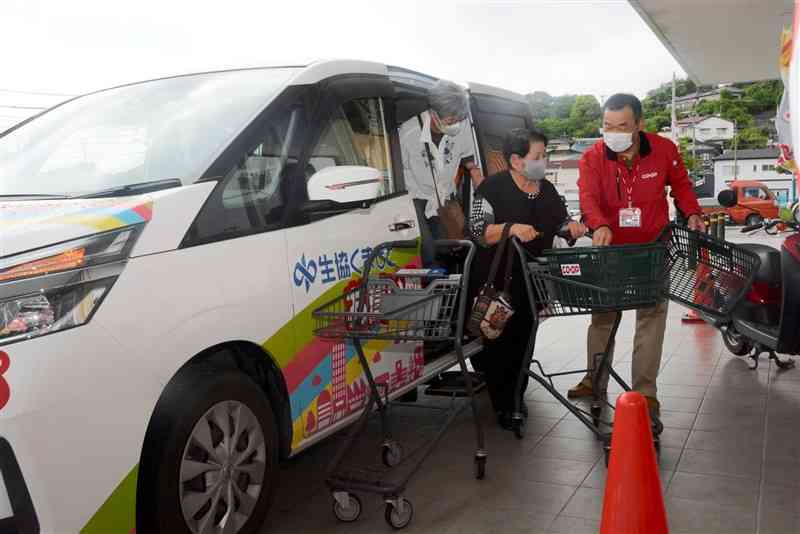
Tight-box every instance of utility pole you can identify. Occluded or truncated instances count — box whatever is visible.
[733,118,738,181]
[671,73,678,144]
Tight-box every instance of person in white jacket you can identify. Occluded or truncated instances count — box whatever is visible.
[400,79,483,267]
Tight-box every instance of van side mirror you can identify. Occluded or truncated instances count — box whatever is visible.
[717,189,737,208]
[307,165,383,204]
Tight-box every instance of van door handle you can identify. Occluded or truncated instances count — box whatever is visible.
[389,220,415,232]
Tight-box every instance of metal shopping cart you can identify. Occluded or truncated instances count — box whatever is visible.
[511,233,668,465]
[312,239,485,529]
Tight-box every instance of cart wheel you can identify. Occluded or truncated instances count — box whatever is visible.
[385,498,414,530]
[332,493,362,523]
[382,441,404,467]
[474,456,487,480]
[652,417,664,437]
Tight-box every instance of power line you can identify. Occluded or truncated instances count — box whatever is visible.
[0,88,75,97]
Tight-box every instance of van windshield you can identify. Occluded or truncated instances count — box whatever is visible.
[0,68,298,198]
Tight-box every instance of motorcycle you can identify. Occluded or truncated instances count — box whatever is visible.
[699,188,800,370]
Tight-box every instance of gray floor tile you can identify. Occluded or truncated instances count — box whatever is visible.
[761,483,800,516]
[763,458,800,488]
[527,401,571,419]
[685,428,764,453]
[657,384,708,399]
[677,448,762,480]
[692,413,765,433]
[660,395,704,413]
[665,497,756,534]
[758,509,800,534]
[530,436,605,463]
[659,427,692,449]
[560,487,605,521]
[547,419,600,441]
[659,409,699,429]
[495,456,595,487]
[667,472,759,510]
[700,396,767,416]
[547,515,601,534]
[658,372,713,387]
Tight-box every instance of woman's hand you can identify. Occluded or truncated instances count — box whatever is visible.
[567,221,587,240]
[510,224,539,242]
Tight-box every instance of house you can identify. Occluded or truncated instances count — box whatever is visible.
[547,159,580,204]
[713,147,797,204]
[571,137,601,154]
[547,137,582,162]
[674,116,735,143]
[686,141,723,198]
[668,87,744,113]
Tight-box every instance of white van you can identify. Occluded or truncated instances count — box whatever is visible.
[0,60,535,534]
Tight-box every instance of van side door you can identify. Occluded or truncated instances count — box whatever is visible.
[282,75,421,451]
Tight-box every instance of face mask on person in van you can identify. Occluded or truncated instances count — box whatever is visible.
[522,159,547,181]
[603,131,634,153]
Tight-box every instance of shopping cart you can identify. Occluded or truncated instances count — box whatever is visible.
[312,239,485,529]
[511,233,667,465]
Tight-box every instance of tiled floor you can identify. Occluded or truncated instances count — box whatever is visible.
[262,230,800,534]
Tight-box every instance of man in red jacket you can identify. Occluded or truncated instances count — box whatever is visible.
[568,94,705,418]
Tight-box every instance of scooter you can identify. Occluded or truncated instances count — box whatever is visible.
[699,188,800,370]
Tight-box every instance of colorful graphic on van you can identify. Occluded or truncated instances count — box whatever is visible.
[0,197,154,233]
[81,244,420,533]
[293,247,397,292]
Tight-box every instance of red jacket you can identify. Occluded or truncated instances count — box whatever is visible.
[578,132,702,244]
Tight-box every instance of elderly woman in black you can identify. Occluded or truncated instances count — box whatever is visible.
[471,128,586,430]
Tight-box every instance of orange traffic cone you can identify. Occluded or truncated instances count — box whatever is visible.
[600,391,668,534]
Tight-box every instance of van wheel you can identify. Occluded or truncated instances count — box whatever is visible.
[723,327,753,356]
[137,364,279,534]
[745,214,763,227]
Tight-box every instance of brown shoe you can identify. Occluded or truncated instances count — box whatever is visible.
[645,396,661,418]
[567,382,605,399]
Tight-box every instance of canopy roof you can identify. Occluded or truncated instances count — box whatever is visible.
[629,0,793,84]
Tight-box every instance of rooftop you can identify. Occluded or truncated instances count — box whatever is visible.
[714,147,780,161]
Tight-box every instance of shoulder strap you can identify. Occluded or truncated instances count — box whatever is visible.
[486,224,511,287]
[417,115,443,209]
[501,234,516,295]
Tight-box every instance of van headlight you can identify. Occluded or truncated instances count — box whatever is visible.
[0,226,143,345]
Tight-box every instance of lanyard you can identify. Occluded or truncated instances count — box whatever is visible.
[616,162,639,208]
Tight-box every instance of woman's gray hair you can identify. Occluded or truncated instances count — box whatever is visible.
[428,79,468,121]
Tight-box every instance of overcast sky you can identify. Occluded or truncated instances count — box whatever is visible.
[1,0,684,128]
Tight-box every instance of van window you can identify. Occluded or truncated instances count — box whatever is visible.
[309,98,394,198]
[742,187,769,200]
[185,105,303,244]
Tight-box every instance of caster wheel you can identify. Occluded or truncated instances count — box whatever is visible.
[775,357,796,370]
[652,418,664,437]
[382,441,404,468]
[385,498,414,529]
[332,493,362,523]
[474,456,487,480]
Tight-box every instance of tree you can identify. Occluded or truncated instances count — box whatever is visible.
[678,138,698,173]
[528,91,554,121]
[569,95,602,137]
[733,127,769,149]
[644,110,671,133]
[552,95,577,119]
[537,117,573,139]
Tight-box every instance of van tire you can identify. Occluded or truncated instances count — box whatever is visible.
[137,364,279,534]
[745,214,763,227]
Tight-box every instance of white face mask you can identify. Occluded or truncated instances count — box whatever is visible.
[438,119,464,137]
[603,131,634,153]
[522,159,547,181]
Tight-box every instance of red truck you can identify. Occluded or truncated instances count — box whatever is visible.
[703,180,780,226]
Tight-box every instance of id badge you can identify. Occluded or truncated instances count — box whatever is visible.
[619,207,642,228]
